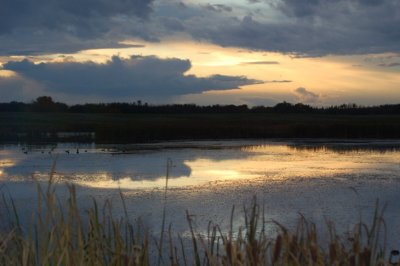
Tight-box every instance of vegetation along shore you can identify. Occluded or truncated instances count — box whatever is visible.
[2,97,400,143]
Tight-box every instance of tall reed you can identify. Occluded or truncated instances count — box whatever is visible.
[0,179,395,265]
[0,167,149,265]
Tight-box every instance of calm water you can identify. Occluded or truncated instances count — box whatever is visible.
[1,140,400,248]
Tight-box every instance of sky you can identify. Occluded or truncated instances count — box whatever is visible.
[0,0,399,106]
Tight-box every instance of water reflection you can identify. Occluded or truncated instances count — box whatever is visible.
[1,141,400,189]
[2,140,400,251]
[286,140,400,153]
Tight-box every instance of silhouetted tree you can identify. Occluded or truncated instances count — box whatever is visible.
[32,96,68,112]
[1,97,400,115]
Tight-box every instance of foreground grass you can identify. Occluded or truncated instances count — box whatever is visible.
[0,182,397,265]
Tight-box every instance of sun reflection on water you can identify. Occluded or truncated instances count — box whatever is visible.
[0,159,16,179]
[1,141,400,189]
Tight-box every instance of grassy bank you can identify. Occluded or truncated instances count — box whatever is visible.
[0,181,396,265]
[2,112,400,143]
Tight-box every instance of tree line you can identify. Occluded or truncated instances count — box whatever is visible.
[1,96,400,115]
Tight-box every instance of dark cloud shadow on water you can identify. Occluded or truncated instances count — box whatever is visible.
[0,142,261,182]
[3,140,400,184]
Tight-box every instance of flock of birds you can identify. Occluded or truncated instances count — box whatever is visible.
[21,147,89,155]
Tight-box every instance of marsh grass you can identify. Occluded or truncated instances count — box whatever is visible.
[3,112,400,143]
[0,179,396,265]
[0,184,149,265]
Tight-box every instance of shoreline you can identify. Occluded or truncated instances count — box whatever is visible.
[2,112,400,143]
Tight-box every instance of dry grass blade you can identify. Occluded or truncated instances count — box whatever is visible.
[0,176,392,266]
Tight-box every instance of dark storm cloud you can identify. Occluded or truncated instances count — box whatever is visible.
[0,0,153,34]
[277,0,385,18]
[0,0,155,55]
[159,17,186,31]
[1,0,399,57]
[2,56,260,97]
[190,0,400,56]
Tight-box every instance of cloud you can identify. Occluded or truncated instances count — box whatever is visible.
[240,61,280,65]
[378,62,400,68]
[0,41,139,56]
[2,56,261,98]
[0,0,155,55]
[266,80,292,83]
[0,0,153,35]
[188,0,400,56]
[203,4,233,13]
[363,53,400,68]
[294,87,320,103]
[159,17,186,31]
[276,0,384,18]
[1,0,399,57]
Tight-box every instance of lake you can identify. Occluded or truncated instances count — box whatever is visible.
[1,140,400,250]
